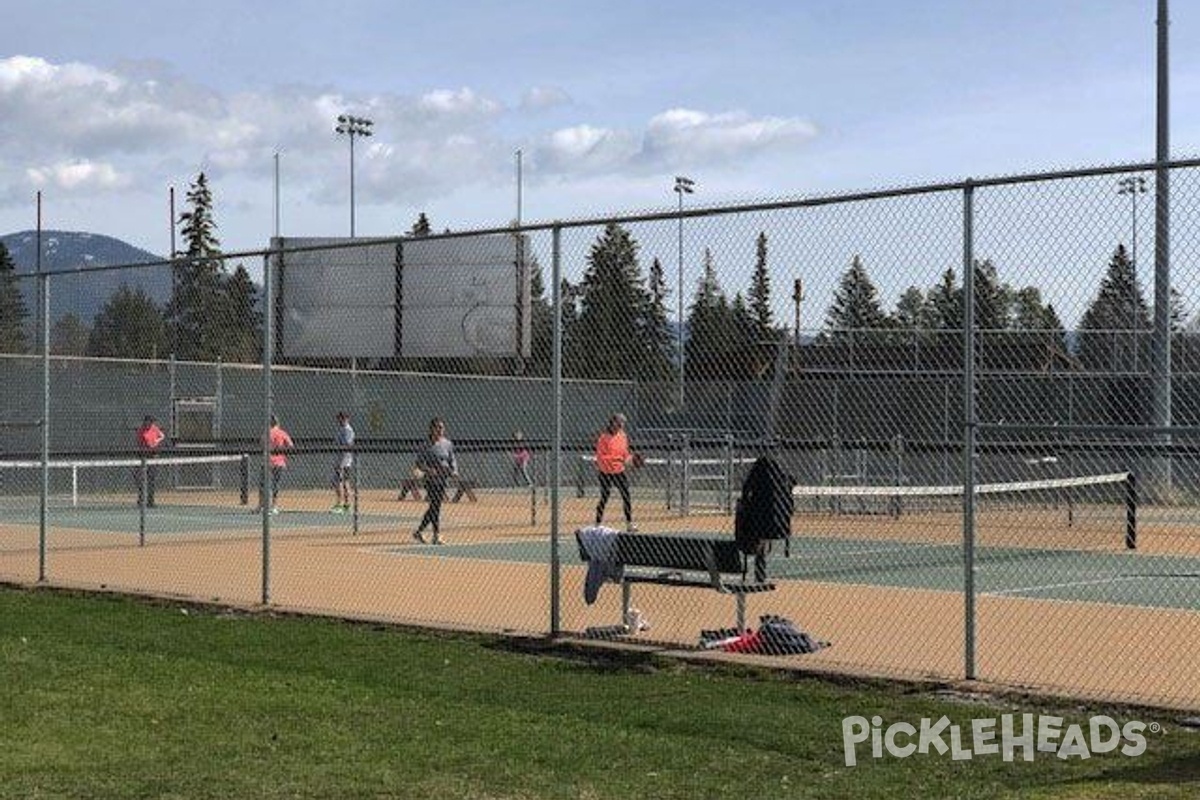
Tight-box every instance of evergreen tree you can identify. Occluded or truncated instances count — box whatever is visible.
[87,286,167,359]
[683,248,725,380]
[1077,244,1150,371]
[165,173,262,363]
[222,264,262,362]
[571,223,668,381]
[1170,286,1187,332]
[409,213,432,237]
[1011,286,1054,330]
[684,249,757,381]
[50,313,90,356]
[972,259,1009,331]
[748,231,774,338]
[166,173,227,361]
[0,241,29,353]
[646,256,674,375]
[926,269,962,331]
[893,287,929,330]
[824,255,889,338]
[526,256,554,377]
[559,277,581,377]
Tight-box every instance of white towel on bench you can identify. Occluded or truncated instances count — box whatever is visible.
[578,525,624,605]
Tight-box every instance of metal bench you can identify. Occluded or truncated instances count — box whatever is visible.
[575,531,775,632]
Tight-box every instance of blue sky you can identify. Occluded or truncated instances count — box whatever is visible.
[1,0,1196,263]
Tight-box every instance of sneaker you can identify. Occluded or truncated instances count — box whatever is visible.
[412,531,427,544]
[331,504,345,514]
[270,507,280,515]
[626,522,638,533]
[432,535,445,545]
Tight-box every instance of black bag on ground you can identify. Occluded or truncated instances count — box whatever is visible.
[756,614,829,655]
[735,455,794,556]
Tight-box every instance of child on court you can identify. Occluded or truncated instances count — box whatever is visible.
[331,411,354,513]
[512,430,532,487]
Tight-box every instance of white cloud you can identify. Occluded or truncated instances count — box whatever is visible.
[530,108,818,178]
[417,87,501,117]
[27,160,131,191]
[0,55,122,93]
[520,85,571,111]
[0,55,818,215]
[643,108,818,163]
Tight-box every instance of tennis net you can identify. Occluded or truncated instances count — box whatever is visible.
[0,453,250,511]
[786,472,1137,574]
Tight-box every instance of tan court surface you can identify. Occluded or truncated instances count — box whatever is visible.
[2,488,1198,711]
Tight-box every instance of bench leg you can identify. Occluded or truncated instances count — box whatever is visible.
[621,582,632,630]
[736,594,747,633]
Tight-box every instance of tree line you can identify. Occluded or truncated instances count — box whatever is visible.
[0,173,261,363]
[0,185,1189,378]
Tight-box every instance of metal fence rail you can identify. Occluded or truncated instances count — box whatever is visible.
[4,157,1200,710]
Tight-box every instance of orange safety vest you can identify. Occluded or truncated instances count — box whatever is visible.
[595,430,629,475]
[269,426,293,468]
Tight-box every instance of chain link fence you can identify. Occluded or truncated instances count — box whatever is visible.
[2,158,1199,709]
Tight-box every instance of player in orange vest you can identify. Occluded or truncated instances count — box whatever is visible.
[135,415,165,507]
[594,413,638,532]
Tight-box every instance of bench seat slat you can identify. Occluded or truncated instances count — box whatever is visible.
[622,573,775,593]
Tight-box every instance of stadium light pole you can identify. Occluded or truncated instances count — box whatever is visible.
[1118,175,1148,371]
[792,278,804,349]
[335,114,373,237]
[674,176,695,411]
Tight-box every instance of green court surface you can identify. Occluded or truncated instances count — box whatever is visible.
[394,533,1200,612]
[0,505,421,535]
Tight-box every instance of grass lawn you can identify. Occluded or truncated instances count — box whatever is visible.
[1,585,1197,799]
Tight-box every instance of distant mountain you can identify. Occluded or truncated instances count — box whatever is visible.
[1,230,171,324]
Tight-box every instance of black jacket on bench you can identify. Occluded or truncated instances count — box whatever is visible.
[735,455,793,555]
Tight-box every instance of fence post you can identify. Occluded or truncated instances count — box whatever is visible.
[550,224,563,638]
[261,252,275,605]
[962,179,978,682]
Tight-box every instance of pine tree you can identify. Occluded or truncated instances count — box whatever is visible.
[893,287,929,330]
[1077,244,1150,371]
[571,223,668,381]
[559,278,581,377]
[166,173,227,361]
[222,264,262,362]
[0,241,29,353]
[684,249,757,380]
[87,286,167,359]
[50,313,90,356]
[645,257,674,379]
[526,256,554,377]
[165,173,261,362]
[972,259,1009,332]
[1170,286,1187,332]
[824,255,889,338]
[683,248,725,380]
[409,213,432,237]
[748,231,774,338]
[926,269,962,331]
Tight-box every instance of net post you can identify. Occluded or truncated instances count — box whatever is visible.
[138,456,148,547]
[1125,472,1138,549]
[681,433,691,517]
[239,454,249,505]
[352,459,360,536]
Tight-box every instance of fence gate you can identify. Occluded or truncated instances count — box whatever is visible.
[172,397,220,489]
